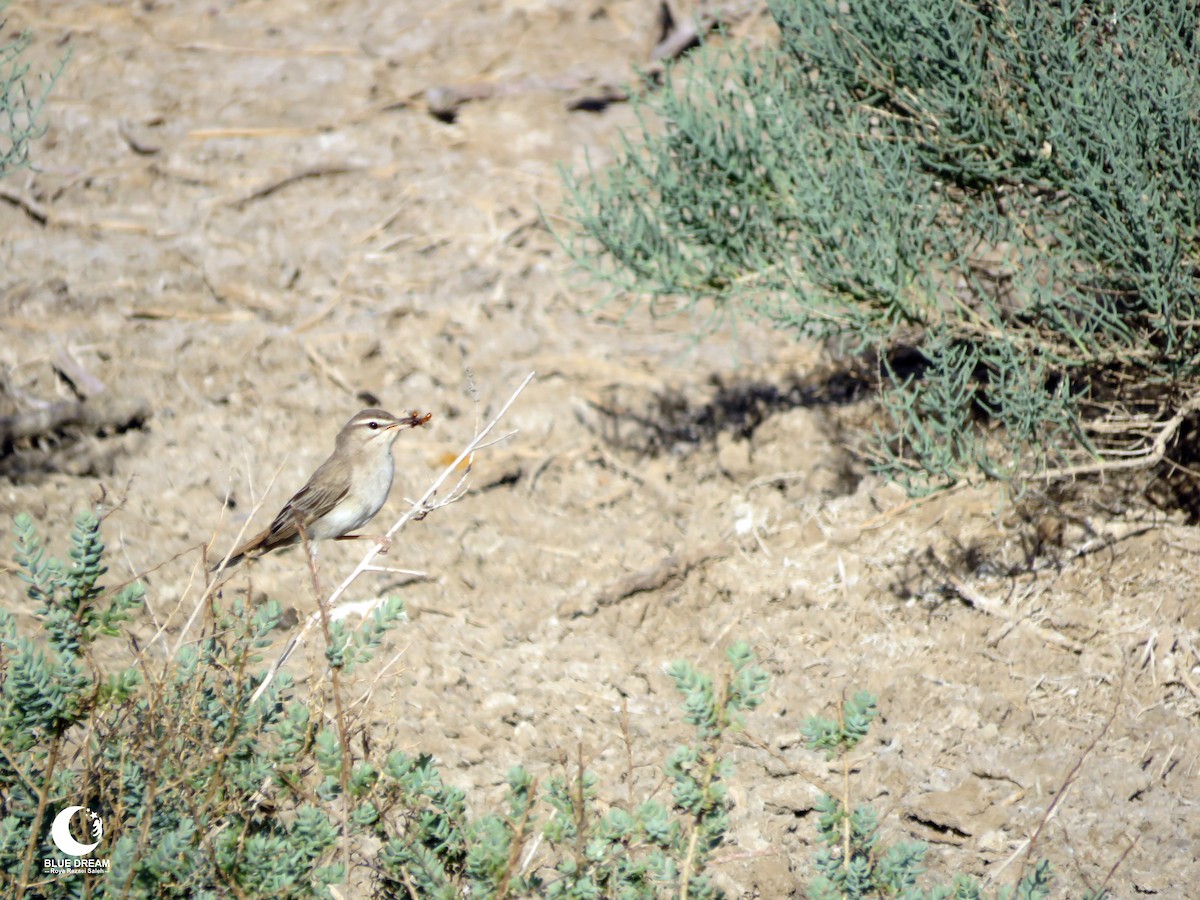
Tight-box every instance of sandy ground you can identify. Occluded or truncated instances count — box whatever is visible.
[2,1,1198,896]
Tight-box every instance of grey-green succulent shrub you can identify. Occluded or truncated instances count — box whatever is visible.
[0,3,64,180]
[0,511,403,898]
[563,0,1200,493]
[374,641,770,899]
[1,512,1122,896]
[799,691,1109,899]
[1,511,772,898]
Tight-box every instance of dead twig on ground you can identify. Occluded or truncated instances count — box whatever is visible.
[0,185,48,225]
[117,119,161,155]
[126,307,255,323]
[928,555,1086,654]
[985,683,1122,889]
[424,76,605,121]
[569,540,731,619]
[175,41,358,57]
[227,164,364,210]
[302,341,357,397]
[1041,393,1200,480]
[51,348,107,399]
[0,396,150,445]
[425,1,765,121]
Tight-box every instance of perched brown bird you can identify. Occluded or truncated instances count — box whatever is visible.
[212,407,431,571]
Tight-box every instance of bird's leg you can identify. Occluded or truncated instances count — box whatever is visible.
[334,533,393,555]
[297,521,325,598]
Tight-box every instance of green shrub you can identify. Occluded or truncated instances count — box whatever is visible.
[1,513,1125,895]
[563,0,1200,493]
[0,511,769,898]
[0,2,63,180]
[798,692,1101,899]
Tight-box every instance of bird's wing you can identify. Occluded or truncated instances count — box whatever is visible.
[266,467,349,545]
[215,455,350,570]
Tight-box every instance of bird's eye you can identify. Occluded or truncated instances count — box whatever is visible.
[368,421,379,430]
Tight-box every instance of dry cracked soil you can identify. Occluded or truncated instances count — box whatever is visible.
[1,1,1198,896]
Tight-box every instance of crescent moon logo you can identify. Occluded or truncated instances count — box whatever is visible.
[50,806,101,857]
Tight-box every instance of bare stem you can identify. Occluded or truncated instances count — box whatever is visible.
[16,735,61,897]
[1040,393,1200,480]
[300,525,352,882]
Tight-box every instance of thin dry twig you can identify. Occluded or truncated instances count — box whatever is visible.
[52,347,107,398]
[0,396,149,444]
[175,41,358,56]
[346,642,411,712]
[932,557,1086,654]
[569,540,731,618]
[1041,393,1200,480]
[302,341,356,396]
[117,119,161,155]
[166,457,291,659]
[856,481,971,531]
[985,683,1122,889]
[1092,832,1141,898]
[298,524,353,881]
[227,164,363,210]
[0,184,48,225]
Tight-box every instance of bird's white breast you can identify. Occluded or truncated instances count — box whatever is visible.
[310,453,394,540]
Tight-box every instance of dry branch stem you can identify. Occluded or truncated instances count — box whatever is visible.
[839,704,852,874]
[0,184,48,225]
[301,527,353,882]
[857,482,971,531]
[495,774,538,898]
[248,371,535,704]
[0,396,149,444]
[227,164,363,209]
[15,736,61,898]
[1042,393,1200,480]
[572,540,730,618]
[1015,687,1121,882]
[678,824,701,900]
[52,347,107,398]
[857,395,1200,528]
[303,341,356,395]
[933,560,1085,654]
[175,458,292,660]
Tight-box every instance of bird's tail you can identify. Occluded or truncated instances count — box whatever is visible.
[209,526,270,574]
[209,551,244,574]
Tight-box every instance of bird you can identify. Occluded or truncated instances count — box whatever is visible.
[212,407,431,571]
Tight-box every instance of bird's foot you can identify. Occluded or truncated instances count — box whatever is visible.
[336,533,392,555]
